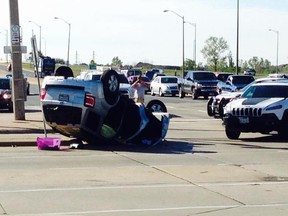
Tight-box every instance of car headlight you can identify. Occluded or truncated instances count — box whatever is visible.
[266,104,282,111]
[3,93,11,99]
[162,85,168,91]
[195,83,202,89]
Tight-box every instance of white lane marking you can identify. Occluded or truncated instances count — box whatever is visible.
[2,181,288,193]
[12,203,288,215]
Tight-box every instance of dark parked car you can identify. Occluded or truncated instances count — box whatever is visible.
[218,75,254,92]
[0,78,13,112]
[179,71,218,99]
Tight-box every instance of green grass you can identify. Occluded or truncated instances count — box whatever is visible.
[22,63,89,76]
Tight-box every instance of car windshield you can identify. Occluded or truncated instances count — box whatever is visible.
[161,77,178,83]
[0,79,10,89]
[194,72,216,80]
[232,76,254,84]
[242,85,288,98]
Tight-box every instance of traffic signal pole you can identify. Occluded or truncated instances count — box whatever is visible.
[9,0,25,120]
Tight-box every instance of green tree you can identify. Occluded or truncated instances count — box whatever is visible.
[201,36,229,71]
[184,58,196,70]
[246,56,272,74]
[111,56,123,67]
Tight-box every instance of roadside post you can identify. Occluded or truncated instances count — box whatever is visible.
[9,0,25,120]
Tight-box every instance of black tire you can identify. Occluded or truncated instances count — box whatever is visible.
[219,100,224,119]
[146,99,167,113]
[277,113,288,138]
[207,97,214,117]
[54,66,74,79]
[179,86,185,98]
[192,88,198,100]
[225,126,240,139]
[150,88,155,96]
[101,69,120,105]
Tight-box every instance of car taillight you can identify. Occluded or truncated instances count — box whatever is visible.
[40,89,46,101]
[84,93,95,108]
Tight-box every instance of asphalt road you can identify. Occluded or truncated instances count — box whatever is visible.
[1,65,288,215]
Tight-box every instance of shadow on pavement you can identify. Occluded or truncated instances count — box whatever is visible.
[68,139,195,154]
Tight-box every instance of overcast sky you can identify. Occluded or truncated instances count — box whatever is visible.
[1,0,288,67]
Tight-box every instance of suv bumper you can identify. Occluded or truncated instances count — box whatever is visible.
[223,113,281,133]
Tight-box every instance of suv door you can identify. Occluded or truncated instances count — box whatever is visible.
[184,72,194,93]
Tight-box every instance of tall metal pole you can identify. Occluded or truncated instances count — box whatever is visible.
[54,17,71,66]
[185,21,197,69]
[269,29,279,74]
[9,0,25,120]
[0,27,9,63]
[236,0,239,75]
[29,20,42,54]
[164,10,185,78]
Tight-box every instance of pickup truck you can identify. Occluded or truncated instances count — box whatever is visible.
[178,71,218,99]
[41,67,169,146]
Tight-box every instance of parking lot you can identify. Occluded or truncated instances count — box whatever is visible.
[1,94,288,215]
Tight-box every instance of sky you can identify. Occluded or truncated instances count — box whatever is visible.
[1,0,288,67]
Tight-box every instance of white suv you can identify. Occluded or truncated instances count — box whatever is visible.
[223,82,288,139]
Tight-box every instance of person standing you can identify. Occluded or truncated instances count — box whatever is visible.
[131,75,148,104]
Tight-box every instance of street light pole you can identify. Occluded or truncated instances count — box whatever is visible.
[185,21,196,69]
[54,17,71,66]
[0,26,9,63]
[236,0,239,75]
[9,0,25,120]
[269,29,279,73]
[29,20,42,54]
[164,9,185,78]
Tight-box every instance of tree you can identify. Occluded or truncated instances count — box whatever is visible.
[246,56,272,74]
[111,56,123,67]
[184,58,196,70]
[201,36,229,71]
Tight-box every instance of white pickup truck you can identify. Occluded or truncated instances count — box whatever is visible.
[40,67,169,146]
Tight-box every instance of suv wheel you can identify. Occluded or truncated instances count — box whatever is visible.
[179,86,185,98]
[54,66,74,79]
[207,97,214,117]
[150,88,155,96]
[146,99,167,112]
[192,88,198,100]
[219,99,225,119]
[101,69,120,105]
[225,126,240,139]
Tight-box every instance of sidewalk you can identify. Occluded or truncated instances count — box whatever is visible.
[0,106,72,147]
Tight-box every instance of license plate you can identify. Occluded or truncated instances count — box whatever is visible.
[59,94,69,102]
[239,116,249,124]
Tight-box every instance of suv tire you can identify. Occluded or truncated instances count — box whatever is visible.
[225,126,240,139]
[101,69,120,106]
[179,86,185,98]
[146,99,167,112]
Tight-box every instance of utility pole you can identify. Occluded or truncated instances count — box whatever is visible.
[9,0,25,120]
